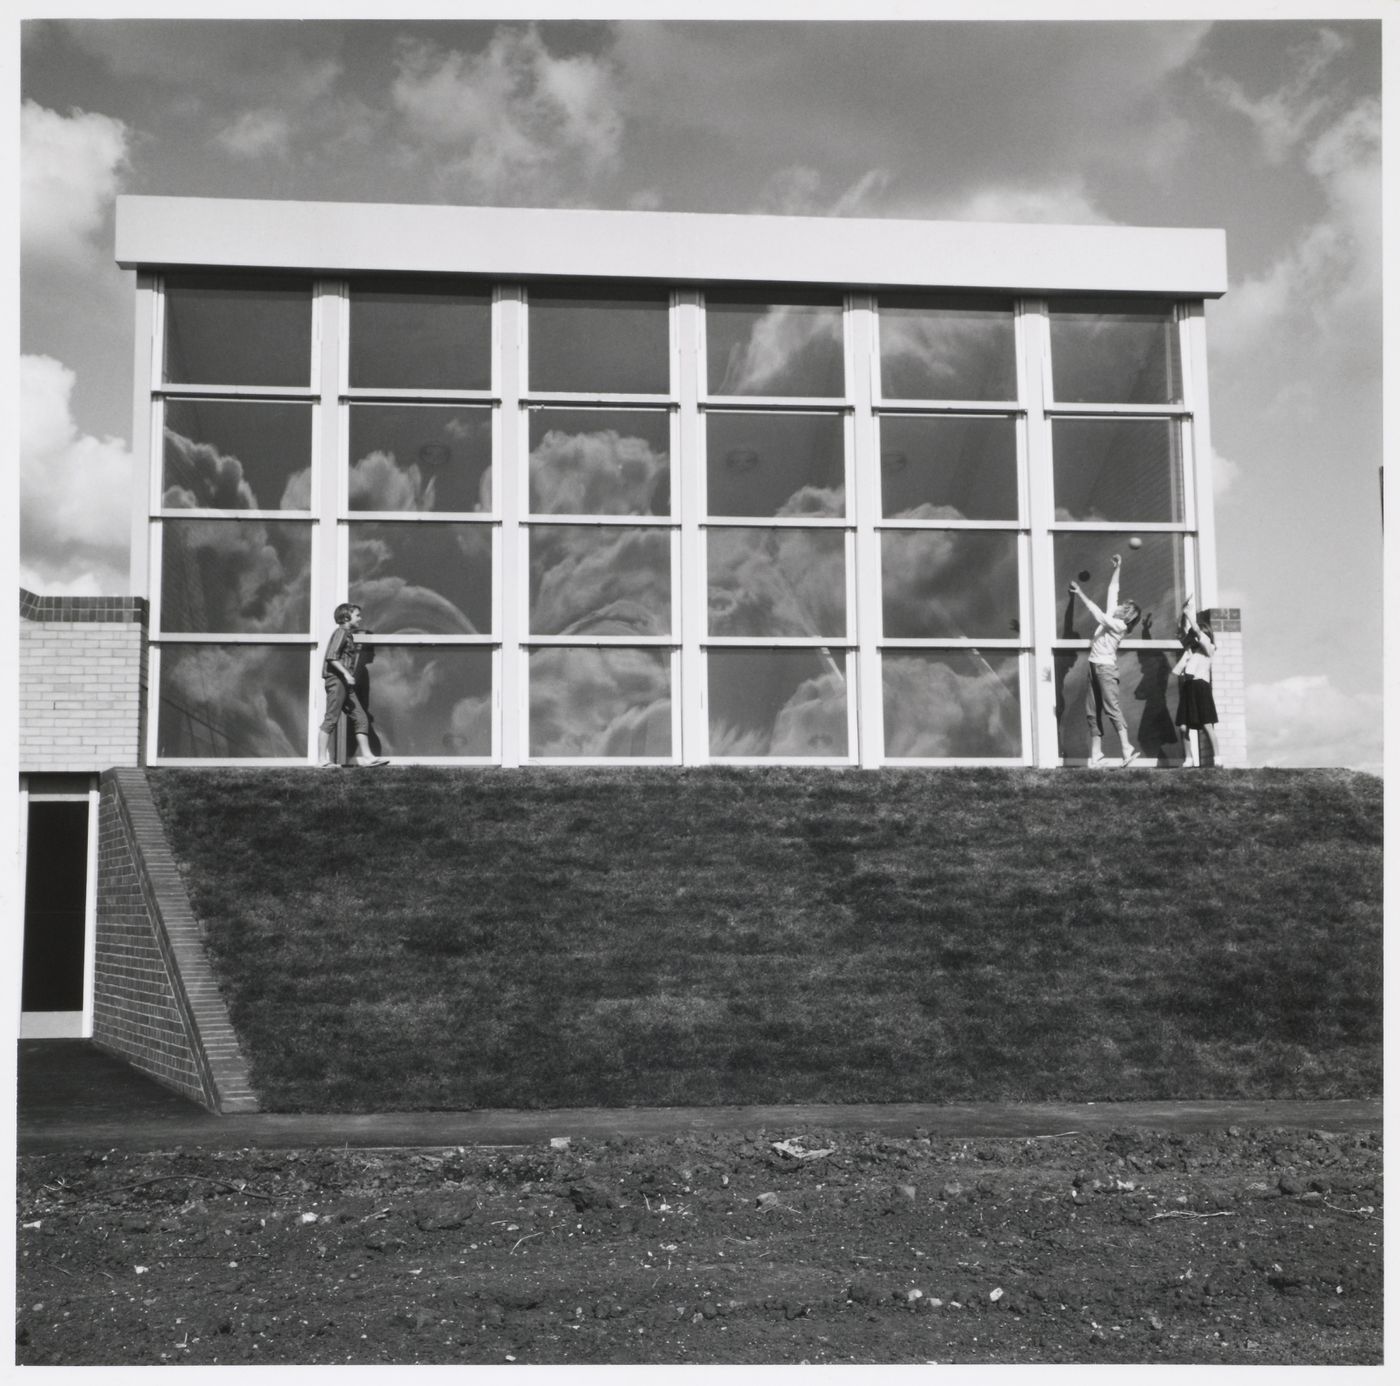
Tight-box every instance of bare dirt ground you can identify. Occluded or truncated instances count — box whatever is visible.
[15,1122,1382,1366]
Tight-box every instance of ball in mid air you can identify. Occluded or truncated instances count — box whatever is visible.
[1128,536,1143,550]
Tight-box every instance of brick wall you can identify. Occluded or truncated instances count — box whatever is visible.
[92,768,258,1113]
[20,590,147,771]
[1205,608,1247,768]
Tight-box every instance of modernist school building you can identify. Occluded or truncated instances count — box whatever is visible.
[18,197,1245,1049]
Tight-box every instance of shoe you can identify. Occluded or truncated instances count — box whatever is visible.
[1119,750,1141,769]
[316,760,341,769]
[1086,755,1109,768]
[354,756,389,767]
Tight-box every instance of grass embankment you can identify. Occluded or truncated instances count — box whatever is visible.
[148,767,1382,1114]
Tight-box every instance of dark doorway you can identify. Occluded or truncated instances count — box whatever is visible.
[22,801,90,1013]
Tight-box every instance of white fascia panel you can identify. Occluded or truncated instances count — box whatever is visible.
[116,197,1228,299]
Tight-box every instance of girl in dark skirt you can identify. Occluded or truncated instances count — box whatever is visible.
[1172,595,1219,767]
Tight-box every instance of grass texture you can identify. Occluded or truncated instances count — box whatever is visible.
[147,767,1382,1113]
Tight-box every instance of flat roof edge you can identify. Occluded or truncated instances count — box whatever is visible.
[115,196,1228,298]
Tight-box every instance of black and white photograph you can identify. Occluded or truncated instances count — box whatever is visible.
[9,0,1386,1372]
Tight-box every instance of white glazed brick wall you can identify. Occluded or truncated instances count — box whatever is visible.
[1208,618,1247,768]
[21,621,146,771]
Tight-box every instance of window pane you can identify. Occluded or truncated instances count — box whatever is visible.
[529,526,671,637]
[1049,298,1181,404]
[708,648,848,757]
[349,405,493,513]
[157,644,308,758]
[163,273,312,387]
[528,409,671,516]
[881,531,1020,640]
[706,412,845,518]
[883,651,1022,758]
[160,519,311,634]
[879,294,1017,400]
[529,647,672,757]
[1055,647,1185,762]
[706,292,844,397]
[1052,418,1183,523]
[349,278,491,390]
[348,522,492,635]
[1052,533,1188,638]
[707,528,847,638]
[880,414,1018,521]
[528,285,670,394]
[357,645,492,756]
[163,399,313,511]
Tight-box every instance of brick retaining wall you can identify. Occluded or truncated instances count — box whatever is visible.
[92,768,258,1113]
[20,590,147,771]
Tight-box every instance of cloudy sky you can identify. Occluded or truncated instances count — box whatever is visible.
[15,4,1387,771]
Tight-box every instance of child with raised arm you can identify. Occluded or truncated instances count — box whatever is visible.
[1172,593,1220,768]
[1067,554,1142,769]
[317,602,388,768]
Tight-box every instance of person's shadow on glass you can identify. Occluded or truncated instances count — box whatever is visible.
[1054,593,1085,759]
[354,640,384,759]
[1132,612,1178,765]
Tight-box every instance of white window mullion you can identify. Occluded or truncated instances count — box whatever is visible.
[498,286,525,766]
[848,293,881,767]
[675,290,706,765]
[1020,298,1061,768]
[1181,304,1219,606]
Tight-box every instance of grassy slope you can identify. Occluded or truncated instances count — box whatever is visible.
[148,767,1383,1113]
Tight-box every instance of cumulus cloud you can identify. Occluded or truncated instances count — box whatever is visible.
[1204,27,1347,163]
[21,100,129,265]
[1211,449,1242,500]
[529,427,669,516]
[215,108,293,160]
[20,355,132,595]
[528,646,671,757]
[391,26,625,198]
[1207,33,1379,369]
[1246,674,1383,772]
[944,181,1111,226]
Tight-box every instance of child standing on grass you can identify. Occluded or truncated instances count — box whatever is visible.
[1173,594,1220,768]
[318,602,388,768]
[1068,553,1142,769]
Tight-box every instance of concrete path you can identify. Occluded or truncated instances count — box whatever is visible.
[17,1041,1382,1155]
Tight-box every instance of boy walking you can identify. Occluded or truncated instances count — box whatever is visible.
[318,602,388,768]
[1068,554,1142,769]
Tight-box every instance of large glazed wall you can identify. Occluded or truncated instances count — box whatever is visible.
[92,769,258,1113]
[20,591,146,772]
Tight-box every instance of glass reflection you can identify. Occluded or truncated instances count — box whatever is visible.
[528,286,670,394]
[1055,647,1182,762]
[349,405,493,513]
[157,644,308,758]
[1049,298,1182,404]
[1051,418,1182,523]
[528,409,671,516]
[883,651,1022,758]
[880,415,1018,521]
[1053,534,1187,636]
[159,519,311,634]
[879,294,1018,400]
[707,528,846,639]
[881,531,1020,640]
[529,526,671,637]
[529,647,672,757]
[708,649,848,757]
[163,273,312,388]
[349,279,492,390]
[354,645,493,757]
[349,522,492,635]
[163,399,313,511]
[706,412,844,518]
[706,292,844,397]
